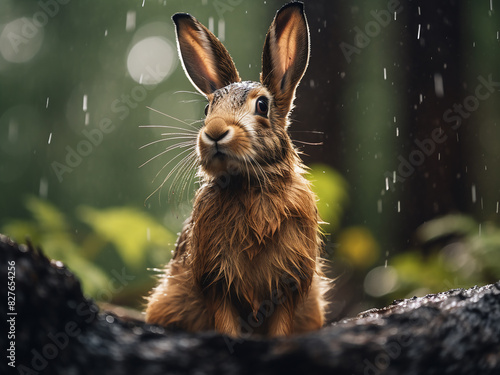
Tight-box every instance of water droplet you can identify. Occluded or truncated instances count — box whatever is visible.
[48,132,52,144]
[83,94,88,112]
[383,68,387,80]
[397,201,401,213]
[208,17,214,33]
[45,97,50,108]
[377,199,382,213]
[218,19,226,41]
[39,177,48,198]
[471,184,476,203]
[434,73,444,97]
[126,11,136,31]
[417,24,421,39]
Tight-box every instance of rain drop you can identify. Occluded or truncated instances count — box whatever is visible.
[471,184,476,203]
[434,73,444,97]
[208,17,214,33]
[45,97,50,108]
[383,67,387,80]
[417,24,421,39]
[218,19,226,41]
[48,132,52,144]
[126,11,136,31]
[39,177,48,198]
[83,94,88,112]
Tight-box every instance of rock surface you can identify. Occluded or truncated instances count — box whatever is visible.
[1,234,499,375]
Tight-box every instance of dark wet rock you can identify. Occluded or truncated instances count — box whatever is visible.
[1,234,499,375]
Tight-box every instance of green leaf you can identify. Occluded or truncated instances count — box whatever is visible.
[307,164,349,230]
[26,196,69,233]
[77,206,176,268]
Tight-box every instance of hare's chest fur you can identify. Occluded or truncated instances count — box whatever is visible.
[190,178,319,302]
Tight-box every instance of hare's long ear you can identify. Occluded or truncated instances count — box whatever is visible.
[261,2,310,117]
[172,13,240,96]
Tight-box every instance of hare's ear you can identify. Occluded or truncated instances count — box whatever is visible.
[261,2,310,116]
[172,13,240,96]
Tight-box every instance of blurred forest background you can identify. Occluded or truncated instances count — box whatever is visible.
[1,0,500,320]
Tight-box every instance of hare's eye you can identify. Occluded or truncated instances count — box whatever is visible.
[204,103,209,116]
[255,96,269,117]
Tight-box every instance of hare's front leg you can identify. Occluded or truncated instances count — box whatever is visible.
[267,302,295,336]
[293,276,326,333]
[146,262,211,331]
[213,299,240,336]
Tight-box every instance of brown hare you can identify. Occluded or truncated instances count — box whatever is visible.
[146,2,328,337]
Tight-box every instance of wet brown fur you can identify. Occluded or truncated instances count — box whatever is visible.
[146,2,328,337]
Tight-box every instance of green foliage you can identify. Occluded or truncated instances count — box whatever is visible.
[308,163,349,231]
[77,206,175,269]
[2,196,175,303]
[387,215,500,300]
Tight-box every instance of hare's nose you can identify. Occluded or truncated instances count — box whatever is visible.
[205,129,229,142]
[202,118,231,144]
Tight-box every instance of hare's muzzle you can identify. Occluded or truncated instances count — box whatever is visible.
[200,117,233,152]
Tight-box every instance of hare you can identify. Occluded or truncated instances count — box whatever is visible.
[145,2,328,337]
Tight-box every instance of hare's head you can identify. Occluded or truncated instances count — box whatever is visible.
[173,2,309,182]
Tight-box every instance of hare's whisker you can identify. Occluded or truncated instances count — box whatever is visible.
[146,106,200,131]
[139,141,195,168]
[161,150,196,193]
[153,146,196,182]
[140,125,199,133]
[149,148,197,204]
[170,153,198,201]
[293,140,324,146]
[159,133,198,138]
[140,138,196,150]
[173,90,205,97]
